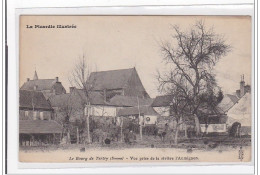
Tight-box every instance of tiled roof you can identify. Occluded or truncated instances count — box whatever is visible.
[19,90,53,110]
[118,106,159,116]
[19,120,63,134]
[151,95,174,107]
[88,68,134,90]
[109,95,153,107]
[226,94,239,104]
[20,79,56,91]
[49,89,112,108]
[198,106,225,115]
[217,94,239,112]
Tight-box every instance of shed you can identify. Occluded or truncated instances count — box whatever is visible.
[19,120,63,134]
[19,120,63,146]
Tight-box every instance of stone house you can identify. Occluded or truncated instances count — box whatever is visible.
[20,71,66,99]
[218,76,251,135]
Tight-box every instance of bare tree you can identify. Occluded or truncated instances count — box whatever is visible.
[55,93,74,144]
[69,54,96,144]
[164,75,191,144]
[157,21,230,137]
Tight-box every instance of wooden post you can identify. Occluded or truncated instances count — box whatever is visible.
[137,97,142,141]
[120,116,123,142]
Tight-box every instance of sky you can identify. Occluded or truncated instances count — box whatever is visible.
[19,16,252,98]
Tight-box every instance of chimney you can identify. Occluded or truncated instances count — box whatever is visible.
[103,89,107,102]
[70,87,75,93]
[55,77,59,82]
[27,78,30,82]
[34,85,38,91]
[240,74,245,97]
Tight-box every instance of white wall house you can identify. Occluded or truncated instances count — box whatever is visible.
[89,105,117,117]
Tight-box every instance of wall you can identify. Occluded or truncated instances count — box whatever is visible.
[144,115,157,125]
[153,106,170,117]
[19,109,52,120]
[89,105,117,117]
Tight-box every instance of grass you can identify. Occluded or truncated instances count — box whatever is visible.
[19,134,251,153]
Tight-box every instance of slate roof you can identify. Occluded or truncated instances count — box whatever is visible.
[151,95,174,107]
[118,106,159,116]
[20,79,57,91]
[19,90,53,110]
[19,120,63,134]
[88,68,134,90]
[109,95,153,107]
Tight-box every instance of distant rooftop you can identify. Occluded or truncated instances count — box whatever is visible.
[19,90,53,110]
[88,68,135,91]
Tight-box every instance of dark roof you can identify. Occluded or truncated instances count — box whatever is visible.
[49,89,112,108]
[217,94,239,112]
[88,68,134,90]
[118,106,159,116]
[19,90,53,110]
[19,120,63,134]
[151,95,174,107]
[49,93,72,108]
[20,79,57,91]
[198,106,225,115]
[109,95,153,107]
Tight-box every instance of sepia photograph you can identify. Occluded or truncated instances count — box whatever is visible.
[18,15,252,163]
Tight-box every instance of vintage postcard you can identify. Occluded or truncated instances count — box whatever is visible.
[19,15,252,163]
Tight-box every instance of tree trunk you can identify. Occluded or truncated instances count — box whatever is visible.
[194,114,201,136]
[86,104,91,144]
[184,123,188,138]
[140,123,143,141]
[174,125,179,145]
[76,127,79,144]
[67,131,71,144]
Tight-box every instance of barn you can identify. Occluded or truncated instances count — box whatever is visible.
[19,90,63,146]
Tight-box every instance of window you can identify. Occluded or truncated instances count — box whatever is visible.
[40,112,44,120]
[33,111,38,120]
[25,111,29,117]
